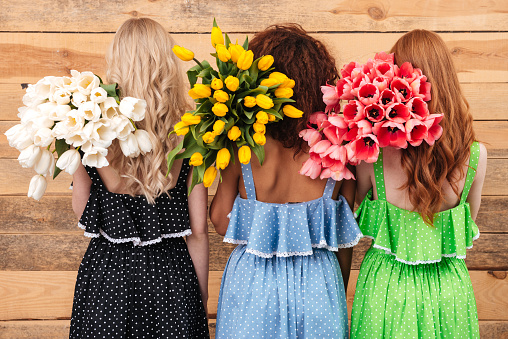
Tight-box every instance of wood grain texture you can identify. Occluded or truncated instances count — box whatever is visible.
[1,0,507,32]
[0,32,506,88]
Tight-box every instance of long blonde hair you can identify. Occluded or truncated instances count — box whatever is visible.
[106,18,190,203]
[390,29,476,225]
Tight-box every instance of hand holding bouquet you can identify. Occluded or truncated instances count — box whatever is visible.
[169,19,303,191]
[5,71,151,200]
[300,52,442,181]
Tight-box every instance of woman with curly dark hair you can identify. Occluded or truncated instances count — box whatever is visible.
[210,24,361,338]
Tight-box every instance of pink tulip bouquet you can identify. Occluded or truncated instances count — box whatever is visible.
[299,52,442,181]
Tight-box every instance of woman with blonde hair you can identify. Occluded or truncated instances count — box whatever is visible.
[351,29,486,338]
[69,18,209,338]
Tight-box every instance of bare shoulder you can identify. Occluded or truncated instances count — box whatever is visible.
[475,142,488,178]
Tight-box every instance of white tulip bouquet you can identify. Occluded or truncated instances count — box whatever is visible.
[4,70,152,200]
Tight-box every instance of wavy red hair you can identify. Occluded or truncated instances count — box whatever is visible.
[390,29,476,225]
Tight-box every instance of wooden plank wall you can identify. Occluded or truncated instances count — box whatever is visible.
[1,1,507,338]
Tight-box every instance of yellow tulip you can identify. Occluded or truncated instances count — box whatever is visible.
[213,120,226,134]
[224,76,239,92]
[202,131,216,143]
[181,112,201,125]
[212,102,228,117]
[253,132,266,145]
[260,78,279,87]
[203,166,217,187]
[211,78,223,90]
[191,84,211,98]
[269,72,288,83]
[189,152,203,166]
[228,44,245,63]
[227,126,241,141]
[238,145,251,164]
[172,45,194,62]
[268,113,276,122]
[275,87,293,98]
[188,88,200,100]
[237,50,254,70]
[256,94,274,110]
[253,122,266,134]
[216,148,231,170]
[174,121,189,135]
[279,78,296,89]
[283,105,304,118]
[243,96,256,108]
[216,44,231,62]
[211,27,224,48]
[258,55,274,71]
[256,111,269,124]
[213,90,229,103]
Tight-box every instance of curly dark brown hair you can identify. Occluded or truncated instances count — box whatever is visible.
[249,24,339,153]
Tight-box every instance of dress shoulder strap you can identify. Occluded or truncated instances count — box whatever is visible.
[241,162,257,200]
[323,178,336,199]
[373,147,387,200]
[460,141,480,204]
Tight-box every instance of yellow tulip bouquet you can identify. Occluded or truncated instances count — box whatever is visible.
[169,19,303,191]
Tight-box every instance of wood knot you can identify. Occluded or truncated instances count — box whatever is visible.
[130,10,139,17]
[451,47,462,55]
[488,271,507,279]
[148,0,158,2]
[21,83,28,89]
[368,7,385,21]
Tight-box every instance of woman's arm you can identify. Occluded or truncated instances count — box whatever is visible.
[467,143,488,221]
[72,162,92,218]
[335,178,356,291]
[186,176,209,313]
[355,161,373,205]
[209,159,241,236]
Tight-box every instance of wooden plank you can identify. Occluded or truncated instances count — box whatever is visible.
[3,82,507,122]
[1,270,506,323]
[479,321,508,339]
[1,0,508,32]
[1,158,506,196]
[477,196,508,234]
[0,32,506,89]
[2,120,507,160]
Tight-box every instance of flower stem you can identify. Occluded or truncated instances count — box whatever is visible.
[193,58,204,70]
[130,119,137,131]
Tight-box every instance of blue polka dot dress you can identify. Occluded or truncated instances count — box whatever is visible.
[216,162,362,338]
[69,159,209,339]
[350,142,481,339]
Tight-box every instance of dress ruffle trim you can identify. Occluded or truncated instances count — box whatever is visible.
[356,190,480,265]
[223,195,362,258]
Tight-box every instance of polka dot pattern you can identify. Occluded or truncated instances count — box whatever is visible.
[350,142,481,338]
[217,162,360,337]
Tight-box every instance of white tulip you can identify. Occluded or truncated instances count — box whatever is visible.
[28,175,47,201]
[79,101,101,122]
[34,149,55,176]
[119,133,141,157]
[134,129,153,154]
[18,144,42,168]
[56,149,81,175]
[94,119,117,148]
[52,88,71,105]
[71,92,88,107]
[63,109,85,133]
[9,128,33,151]
[33,128,54,147]
[52,121,70,140]
[34,76,56,100]
[66,133,87,147]
[19,107,40,124]
[82,148,109,168]
[4,124,23,143]
[48,104,71,121]
[119,97,147,121]
[75,72,100,96]
[61,76,77,92]
[115,116,135,140]
[23,84,45,108]
[37,102,58,117]
[90,87,108,104]
[101,97,119,119]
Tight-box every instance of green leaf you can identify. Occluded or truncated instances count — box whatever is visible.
[176,142,205,159]
[188,169,200,196]
[197,66,213,78]
[100,83,117,98]
[55,139,69,157]
[225,116,235,131]
[199,118,215,133]
[187,70,198,87]
[248,58,260,84]
[243,126,255,147]
[252,144,265,165]
[272,97,295,105]
[166,139,184,176]
[263,108,284,120]
[226,139,235,165]
[195,100,213,114]
[242,36,249,50]
[53,165,63,180]
[225,33,232,48]
[213,18,218,28]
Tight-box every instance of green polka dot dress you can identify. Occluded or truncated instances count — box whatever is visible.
[350,142,481,339]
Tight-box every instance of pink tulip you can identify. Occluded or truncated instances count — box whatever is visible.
[345,122,359,142]
[391,77,412,102]
[405,119,428,146]
[310,140,332,155]
[372,76,388,92]
[348,134,380,163]
[341,61,359,78]
[373,121,408,149]
[386,103,411,123]
[374,52,394,63]
[423,113,444,145]
[379,89,399,108]
[309,111,328,129]
[336,78,354,100]
[343,101,365,123]
[323,144,348,168]
[299,128,322,147]
[365,103,385,123]
[321,85,340,113]
[357,119,373,135]
[327,115,349,144]
[323,126,340,145]
[331,166,355,181]
[399,62,418,83]
[358,84,380,106]
[300,158,322,179]
[406,97,429,120]
[410,76,432,102]
[328,114,348,129]
[374,61,396,80]
[350,74,370,97]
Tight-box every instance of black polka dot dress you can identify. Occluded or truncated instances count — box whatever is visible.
[69,160,209,338]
